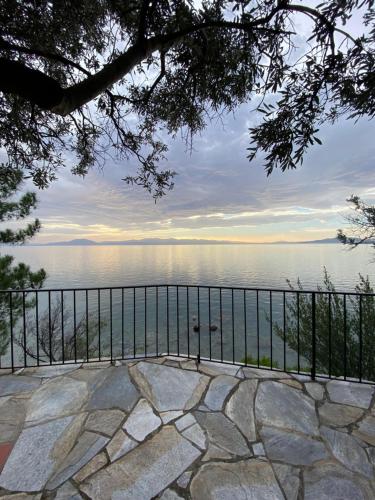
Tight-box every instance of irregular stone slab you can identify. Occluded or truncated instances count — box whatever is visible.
[304,462,375,500]
[273,464,300,500]
[319,402,363,427]
[55,481,82,499]
[177,470,192,488]
[47,431,109,490]
[366,446,375,465]
[183,360,197,371]
[204,375,238,411]
[68,368,105,392]
[321,426,373,478]
[195,412,249,457]
[73,452,107,483]
[130,362,208,412]
[190,460,284,499]
[161,411,184,424]
[0,416,74,491]
[305,382,325,400]
[225,379,257,441]
[182,423,207,450]
[260,426,328,465]
[87,366,140,412]
[0,442,13,472]
[159,490,183,500]
[353,416,375,446]
[252,442,265,456]
[0,495,42,500]
[0,396,27,442]
[80,426,201,500]
[243,367,290,379]
[255,381,319,435]
[85,409,125,436]
[123,398,161,441]
[0,375,41,397]
[202,444,232,461]
[26,377,88,424]
[25,364,81,378]
[280,379,303,389]
[327,380,374,409]
[175,413,196,431]
[198,361,240,377]
[107,430,137,462]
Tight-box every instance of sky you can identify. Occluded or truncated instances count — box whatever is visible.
[8,7,375,244]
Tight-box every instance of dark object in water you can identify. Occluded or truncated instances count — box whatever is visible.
[209,324,218,332]
[193,324,200,332]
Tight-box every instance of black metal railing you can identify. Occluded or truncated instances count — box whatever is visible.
[0,284,374,383]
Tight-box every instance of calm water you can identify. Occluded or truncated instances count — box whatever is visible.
[3,243,374,289]
[1,244,374,370]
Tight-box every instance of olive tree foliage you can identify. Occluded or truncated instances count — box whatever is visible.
[0,164,46,356]
[0,1,374,197]
[337,195,375,249]
[273,269,375,381]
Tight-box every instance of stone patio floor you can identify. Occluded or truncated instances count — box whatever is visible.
[0,357,374,499]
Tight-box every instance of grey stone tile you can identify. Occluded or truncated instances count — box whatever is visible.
[321,426,373,478]
[55,481,82,499]
[24,364,81,378]
[175,413,196,431]
[160,410,184,424]
[305,382,325,401]
[319,402,363,427]
[204,375,238,411]
[123,398,161,441]
[198,361,240,377]
[130,362,208,412]
[106,429,137,462]
[190,460,284,499]
[25,376,88,425]
[327,380,374,409]
[195,411,250,457]
[87,366,140,412]
[225,379,257,441]
[260,426,328,465]
[255,381,319,435]
[85,409,125,436]
[0,416,74,491]
[177,470,192,488]
[353,416,375,446]
[47,431,109,490]
[242,367,291,379]
[273,463,300,500]
[182,423,206,450]
[80,426,201,500]
[0,375,41,397]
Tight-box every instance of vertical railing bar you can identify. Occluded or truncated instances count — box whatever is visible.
[98,289,101,361]
[133,288,136,358]
[35,291,39,367]
[359,295,363,383]
[48,290,52,365]
[270,291,273,369]
[311,292,316,380]
[198,286,201,360]
[21,291,27,368]
[61,290,64,364]
[187,287,190,358]
[232,288,235,364]
[86,289,89,362]
[144,287,147,357]
[156,287,159,356]
[9,292,14,372]
[328,293,331,378]
[177,286,180,357]
[121,288,125,360]
[283,291,286,372]
[244,290,247,365]
[297,292,300,373]
[110,288,113,362]
[256,290,259,368]
[208,287,212,360]
[73,290,77,363]
[167,286,170,356]
[220,288,223,362]
[343,293,347,380]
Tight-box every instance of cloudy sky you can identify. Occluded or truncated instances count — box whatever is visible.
[28,104,375,244]
[13,7,374,244]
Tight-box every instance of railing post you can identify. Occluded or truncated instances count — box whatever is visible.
[311,292,316,380]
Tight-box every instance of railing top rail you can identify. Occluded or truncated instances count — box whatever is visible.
[0,283,375,296]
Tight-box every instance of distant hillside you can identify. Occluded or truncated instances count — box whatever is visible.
[37,238,247,246]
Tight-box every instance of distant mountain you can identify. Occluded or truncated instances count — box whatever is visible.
[36,237,247,246]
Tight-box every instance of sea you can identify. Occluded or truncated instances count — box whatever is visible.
[1,243,374,369]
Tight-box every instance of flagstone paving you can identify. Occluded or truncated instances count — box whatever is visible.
[0,357,373,499]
